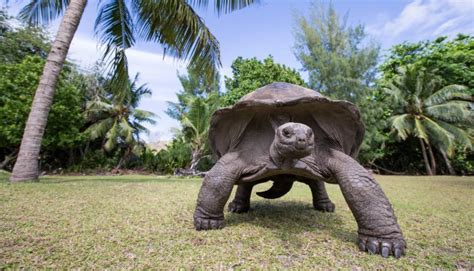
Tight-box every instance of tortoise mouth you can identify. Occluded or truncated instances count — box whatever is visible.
[295,145,309,151]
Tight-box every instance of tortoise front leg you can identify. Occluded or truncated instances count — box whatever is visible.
[228,183,253,213]
[307,179,335,212]
[194,153,242,230]
[327,150,406,258]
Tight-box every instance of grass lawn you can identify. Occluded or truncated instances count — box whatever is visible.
[0,171,473,269]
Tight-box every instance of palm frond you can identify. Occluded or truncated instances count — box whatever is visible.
[422,117,454,155]
[104,120,120,151]
[133,109,156,124]
[424,84,473,106]
[389,114,413,140]
[414,117,428,142]
[18,0,70,25]
[95,0,135,50]
[105,48,130,99]
[119,119,135,144]
[383,84,408,109]
[187,0,258,15]
[437,120,473,151]
[132,0,221,80]
[425,101,474,125]
[85,118,114,140]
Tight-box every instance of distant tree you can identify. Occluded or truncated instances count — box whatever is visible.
[0,56,85,169]
[222,55,305,106]
[11,0,258,182]
[85,74,156,169]
[293,1,379,102]
[383,65,473,175]
[167,68,220,171]
[376,35,474,175]
[0,10,50,64]
[380,34,474,88]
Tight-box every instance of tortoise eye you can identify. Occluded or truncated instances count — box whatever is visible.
[282,128,292,137]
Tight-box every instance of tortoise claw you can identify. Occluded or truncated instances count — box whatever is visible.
[358,235,406,258]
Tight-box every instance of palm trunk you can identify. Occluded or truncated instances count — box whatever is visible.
[440,151,455,175]
[116,147,131,170]
[426,142,437,175]
[189,149,202,172]
[10,0,87,182]
[419,138,433,176]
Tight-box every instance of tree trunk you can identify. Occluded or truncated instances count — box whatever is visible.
[419,138,433,176]
[116,147,131,170]
[440,151,455,175]
[189,149,202,172]
[10,0,88,182]
[426,142,437,175]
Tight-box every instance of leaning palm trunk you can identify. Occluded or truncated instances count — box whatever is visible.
[440,151,455,175]
[10,0,88,182]
[426,142,437,174]
[189,149,203,172]
[419,138,433,176]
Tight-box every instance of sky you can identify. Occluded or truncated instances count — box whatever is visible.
[4,0,474,141]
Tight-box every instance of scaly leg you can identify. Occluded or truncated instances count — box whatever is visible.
[194,153,242,230]
[228,183,253,213]
[307,179,335,212]
[327,150,406,258]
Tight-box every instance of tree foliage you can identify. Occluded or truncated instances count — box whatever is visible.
[380,34,474,88]
[222,55,305,106]
[382,65,473,175]
[166,68,220,171]
[293,1,379,102]
[84,74,156,168]
[0,10,50,63]
[0,56,85,167]
[374,35,474,175]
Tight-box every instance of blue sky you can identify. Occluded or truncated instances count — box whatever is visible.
[5,0,474,141]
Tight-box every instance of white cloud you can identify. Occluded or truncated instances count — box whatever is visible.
[68,36,185,141]
[68,35,231,141]
[370,0,474,47]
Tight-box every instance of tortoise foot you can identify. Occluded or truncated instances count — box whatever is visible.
[194,216,224,231]
[358,234,406,258]
[313,200,335,212]
[228,201,250,213]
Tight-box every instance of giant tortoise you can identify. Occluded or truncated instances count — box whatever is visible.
[193,82,406,258]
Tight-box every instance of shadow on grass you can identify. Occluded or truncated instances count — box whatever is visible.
[226,200,357,247]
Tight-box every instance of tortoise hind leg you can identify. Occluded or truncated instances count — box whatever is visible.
[327,149,406,258]
[228,183,253,213]
[194,153,242,230]
[308,179,335,212]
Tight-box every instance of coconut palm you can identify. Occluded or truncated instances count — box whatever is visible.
[10,0,258,182]
[384,65,473,175]
[84,74,155,168]
[180,92,220,170]
[166,67,220,171]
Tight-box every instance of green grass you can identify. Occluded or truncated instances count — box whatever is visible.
[0,172,473,269]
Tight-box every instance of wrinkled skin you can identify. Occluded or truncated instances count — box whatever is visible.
[195,83,405,258]
[194,121,406,258]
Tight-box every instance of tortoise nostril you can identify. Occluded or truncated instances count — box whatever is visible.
[297,138,306,143]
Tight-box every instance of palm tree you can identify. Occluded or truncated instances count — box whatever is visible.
[10,0,258,182]
[181,92,220,170]
[384,65,473,175]
[167,68,220,171]
[85,74,155,168]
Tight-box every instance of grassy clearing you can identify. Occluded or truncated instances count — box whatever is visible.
[0,172,473,269]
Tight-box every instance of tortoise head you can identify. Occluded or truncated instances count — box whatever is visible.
[271,122,314,163]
